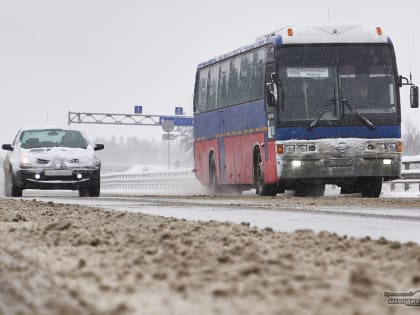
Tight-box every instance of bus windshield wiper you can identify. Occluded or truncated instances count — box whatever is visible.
[307,90,336,131]
[341,98,375,130]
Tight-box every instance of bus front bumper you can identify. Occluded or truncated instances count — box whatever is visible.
[275,139,402,183]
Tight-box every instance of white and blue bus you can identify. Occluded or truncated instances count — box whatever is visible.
[193,25,418,197]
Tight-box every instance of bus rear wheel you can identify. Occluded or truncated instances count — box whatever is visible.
[254,150,277,196]
[208,156,219,195]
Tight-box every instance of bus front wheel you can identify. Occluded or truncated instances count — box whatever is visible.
[254,150,277,196]
[359,177,382,198]
[294,183,325,197]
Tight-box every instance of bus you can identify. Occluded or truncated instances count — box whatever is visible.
[193,24,418,197]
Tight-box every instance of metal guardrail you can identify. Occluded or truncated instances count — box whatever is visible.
[389,155,420,191]
[100,157,420,194]
[101,169,203,193]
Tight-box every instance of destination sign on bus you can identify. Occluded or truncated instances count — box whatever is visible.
[287,68,329,78]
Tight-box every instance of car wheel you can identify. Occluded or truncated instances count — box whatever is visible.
[5,170,22,197]
[79,188,90,197]
[88,184,100,197]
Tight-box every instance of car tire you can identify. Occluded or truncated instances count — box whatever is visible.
[88,184,100,197]
[78,188,90,197]
[5,170,22,197]
[79,173,100,197]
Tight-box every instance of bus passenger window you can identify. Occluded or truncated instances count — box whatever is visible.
[239,53,253,103]
[251,48,266,100]
[206,64,220,110]
[198,68,209,112]
[228,57,241,105]
[218,60,230,108]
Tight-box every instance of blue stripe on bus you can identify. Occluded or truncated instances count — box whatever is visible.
[275,125,401,140]
[194,100,266,139]
[194,100,401,141]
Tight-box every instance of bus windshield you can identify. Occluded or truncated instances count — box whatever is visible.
[278,44,397,121]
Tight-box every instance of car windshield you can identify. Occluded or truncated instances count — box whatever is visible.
[277,44,397,121]
[19,129,88,149]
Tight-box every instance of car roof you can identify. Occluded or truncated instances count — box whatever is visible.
[19,125,82,132]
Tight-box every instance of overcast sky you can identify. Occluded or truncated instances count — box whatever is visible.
[1,0,419,146]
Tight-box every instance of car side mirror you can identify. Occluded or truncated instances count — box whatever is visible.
[410,85,419,108]
[2,144,13,151]
[94,144,104,151]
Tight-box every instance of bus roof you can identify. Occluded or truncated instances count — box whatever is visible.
[198,24,390,69]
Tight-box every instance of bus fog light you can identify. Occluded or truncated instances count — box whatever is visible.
[291,160,302,168]
[383,159,392,165]
[76,173,83,179]
[34,174,41,180]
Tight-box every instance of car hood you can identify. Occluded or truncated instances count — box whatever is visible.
[22,147,95,160]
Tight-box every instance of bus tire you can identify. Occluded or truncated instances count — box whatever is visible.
[294,183,325,197]
[254,149,277,196]
[208,155,219,195]
[360,177,382,198]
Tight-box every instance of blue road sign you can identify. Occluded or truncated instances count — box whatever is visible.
[175,107,183,115]
[134,105,143,114]
[159,116,193,126]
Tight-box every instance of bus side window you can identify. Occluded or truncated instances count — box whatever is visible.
[198,68,209,112]
[251,48,266,100]
[218,60,230,108]
[228,56,241,106]
[207,64,220,110]
[239,52,253,103]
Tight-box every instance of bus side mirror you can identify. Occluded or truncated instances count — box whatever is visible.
[266,82,278,107]
[410,85,419,108]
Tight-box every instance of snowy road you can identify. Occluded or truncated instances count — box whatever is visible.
[23,190,420,244]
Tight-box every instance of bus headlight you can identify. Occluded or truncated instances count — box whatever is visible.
[296,145,308,153]
[375,144,386,152]
[385,143,397,152]
[285,145,295,153]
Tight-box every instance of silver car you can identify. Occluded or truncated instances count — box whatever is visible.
[2,126,104,197]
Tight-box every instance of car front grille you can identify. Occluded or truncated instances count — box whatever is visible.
[36,158,50,164]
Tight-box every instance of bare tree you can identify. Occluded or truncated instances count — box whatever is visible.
[402,120,420,155]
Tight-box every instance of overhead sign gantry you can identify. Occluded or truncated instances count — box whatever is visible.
[67,111,193,127]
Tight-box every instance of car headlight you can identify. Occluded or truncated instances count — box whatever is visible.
[19,156,35,168]
[77,156,99,168]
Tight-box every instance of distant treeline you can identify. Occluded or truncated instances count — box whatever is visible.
[402,121,420,156]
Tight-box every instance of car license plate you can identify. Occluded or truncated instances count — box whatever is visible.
[45,170,73,176]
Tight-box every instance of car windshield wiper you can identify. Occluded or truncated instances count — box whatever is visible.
[307,90,337,131]
[341,98,375,130]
